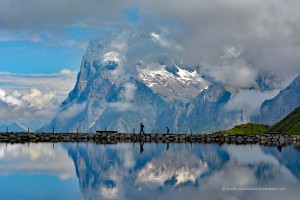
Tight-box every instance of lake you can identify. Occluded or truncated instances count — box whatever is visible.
[0,142,299,200]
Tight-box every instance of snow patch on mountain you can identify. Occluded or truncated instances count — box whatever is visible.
[138,65,209,102]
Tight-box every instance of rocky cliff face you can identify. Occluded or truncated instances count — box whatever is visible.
[252,75,300,125]
[154,84,239,133]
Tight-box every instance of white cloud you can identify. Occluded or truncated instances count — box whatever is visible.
[59,69,74,75]
[149,29,183,51]
[0,89,22,106]
[58,101,87,120]
[0,70,77,127]
[109,82,137,111]
[0,88,58,122]
[0,70,77,102]
[204,58,258,89]
[140,0,300,86]
[120,82,137,102]
[221,46,244,59]
[62,40,88,50]
[102,51,121,65]
[0,30,41,42]
[224,89,280,116]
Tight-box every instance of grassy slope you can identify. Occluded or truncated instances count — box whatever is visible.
[216,123,270,135]
[268,106,300,135]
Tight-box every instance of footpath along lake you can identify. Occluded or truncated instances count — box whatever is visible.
[0,142,299,200]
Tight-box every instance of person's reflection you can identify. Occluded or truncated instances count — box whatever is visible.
[139,140,145,154]
[166,142,169,151]
[277,145,282,152]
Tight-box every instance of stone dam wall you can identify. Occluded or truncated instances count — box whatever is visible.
[0,132,300,146]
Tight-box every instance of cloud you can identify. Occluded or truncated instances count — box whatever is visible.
[138,0,300,86]
[150,31,182,50]
[1,0,299,89]
[0,30,41,42]
[109,82,137,111]
[203,56,258,89]
[0,89,22,106]
[102,51,122,66]
[59,69,73,75]
[0,0,133,31]
[120,82,137,102]
[57,101,87,120]
[0,70,77,102]
[224,89,280,117]
[0,70,77,127]
[59,40,88,50]
[0,88,58,123]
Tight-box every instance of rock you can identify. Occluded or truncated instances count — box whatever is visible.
[237,136,244,143]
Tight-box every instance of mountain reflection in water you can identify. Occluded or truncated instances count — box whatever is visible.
[0,142,299,200]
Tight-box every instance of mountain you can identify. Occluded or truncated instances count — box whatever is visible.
[0,122,26,132]
[154,84,240,133]
[39,29,241,133]
[252,75,300,125]
[268,106,300,134]
[40,28,286,133]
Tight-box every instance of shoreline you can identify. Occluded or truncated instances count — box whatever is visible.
[0,132,299,146]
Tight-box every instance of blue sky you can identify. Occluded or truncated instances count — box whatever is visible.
[0,40,83,73]
[0,13,137,74]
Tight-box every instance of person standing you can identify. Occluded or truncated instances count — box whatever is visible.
[139,123,145,134]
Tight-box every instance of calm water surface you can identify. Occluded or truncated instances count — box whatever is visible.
[0,142,299,200]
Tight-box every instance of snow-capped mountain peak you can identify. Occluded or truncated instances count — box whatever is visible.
[138,65,209,102]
